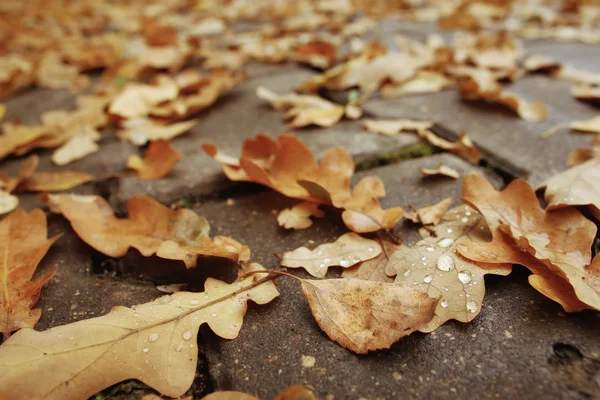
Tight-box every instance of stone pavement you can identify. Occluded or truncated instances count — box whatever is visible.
[3,20,600,400]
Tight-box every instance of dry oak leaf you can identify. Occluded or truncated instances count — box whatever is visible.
[570,116,600,134]
[380,71,453,98]
[0,154,38,193]
[421,165,460,179]
[0,264,279,399]
[281,233,382,278]
[419,130,482,164]
[342,239,402,283]
[362,118,434,137]
[0,123,49,160]
[457,174,599,311]
[386,205,511,331]
[277,202,325,230]
[406,196,453,226]
[109,76,179,119]
[540,159,600,219]
[0,209,60,340]
[118,118,199,146]
[127,139,182,180]
[45,194,245,268]
[302,278,436,353]
[256,86,362,129]
[571,85,600,105]
[458,70,548,121]
[51,126,101,166]
[203,134,404,233]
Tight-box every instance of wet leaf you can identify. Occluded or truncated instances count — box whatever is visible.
[0,209,60,341]
[457,174,599,311]
[342,239,402,283]
[301,278,436,353]
[127,139,182,180]
[0,264,278,399]
[277,202,325,230]
[281,233,381,278]
[45,194,245,268]
[386,205,511,331]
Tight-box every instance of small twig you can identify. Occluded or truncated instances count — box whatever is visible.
[539,122,569,138]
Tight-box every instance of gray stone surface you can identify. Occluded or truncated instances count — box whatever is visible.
[363,74,595,186]
[188,154,599,399]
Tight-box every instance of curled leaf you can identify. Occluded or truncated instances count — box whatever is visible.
[281,233,381,278]
[420,165,460,179]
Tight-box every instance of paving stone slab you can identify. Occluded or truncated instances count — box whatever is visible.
[363,74,595,186]
[183,154,599,399]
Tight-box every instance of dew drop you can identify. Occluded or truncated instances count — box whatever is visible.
[190,299,200,305]
[437,238,454,248]
[440,300,449,308]
[425,246,435,252]
[340,259,349,267]
[142,347,149,353]
[212,313,217,317]
[421,256,427,261]
[465,211,472,216]
[461,217,468,223]
[436,255,455,271]
[318,263,325,269]
[182,331,193,341]
[466,301,477,313]
[447,228,453,233]
[404,270,411,277]
[323,258,331,264]
[424,274,433,283]
[148,333,160,343]
[458,270,472,284]
[367,247,375,252]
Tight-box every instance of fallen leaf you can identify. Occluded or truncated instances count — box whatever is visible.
[0,123,49,160]
[0,104,5,122]
[457,174,599,311]
[0,190,19,215]
[109,76,179,119]
[415,197,453,225]
[203,134,403,233]
[571,85,600,105]
[19,171,94,193]
[386,205,512,331]
[45,194,244,268]
[292,39,338,69]
[277,202,325,230]
[523,54,561,73]
[342,239,402,283]
[36,52,88,90]
[201,385,315,400]
[0,264,278,399]
[570,116,600,134]
[118,118,199,146]
[51,126,101,166]
[0,209,60,341]
[419,130,482,163]
[555,65,600,86]
[201,392,258,400]
[380,71,452,98]
[420,165,460,179]
[541,160,600,218]
[301,278,436,353]
[362,119,434,137]
[281,233,381,278]
[458,70,548,121]
[0,154,38,193]
[257,86,361,129]
[127,139,182,180]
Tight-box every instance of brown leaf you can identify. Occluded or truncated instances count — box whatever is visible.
[20,171,93,193]
[277,202,325,230]
[420,165,460,179]
[45,194,245,268]
[203,134,403,233]
[458,70,547,121]
[201,393,258,400]
[292,39,338,69]
[301,278,436,353]
[281,233,381,278]
[257,86,361,129]
[523,54,561,73]
[0,124,49,160]
[342,239,402,283]
[202,385,315,400]
[127,139,182,180]
[109,76,179,119]
[387,205,511,331]
[571,85,600,105]
[415,197,453,225]
[0,264,278,399]
[0,209,60,340]
[362,118,434,136]
[420,130,482,163]
[457,174,599,311]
